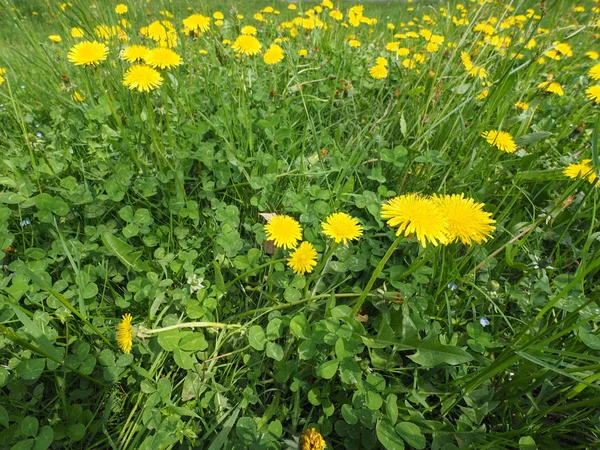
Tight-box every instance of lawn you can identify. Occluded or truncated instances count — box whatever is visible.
[0,0,599,449]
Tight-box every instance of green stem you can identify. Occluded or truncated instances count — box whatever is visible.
[142,321,242,335]
[224,258,286,291]
[304,242,339,298]
[351,235,403,316]
[229,292,392,321]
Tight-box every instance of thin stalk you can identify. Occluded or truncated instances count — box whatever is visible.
[351,235,403,316]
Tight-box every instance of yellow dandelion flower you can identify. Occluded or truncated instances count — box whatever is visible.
[468,65,487,79]
[183,14,211,33]
[349,39,361,48]
[376,57,388,67]
[232,35,262,56]
[49,35,62,43]
[586,51,599,60]
[67,41,109,66]
[121,45,149,63]
[144,47,182,69]
[241,25,257,36]
[287,242,318,276]
[264,44,284,65]
[564,159,597,184]
[369,64,388,79]
[95,25,116,40]
[321,212,363,245]
[481,130,517,153]
[115,4,128,14]
[264,215,302,249]
[72,91,84,102]
[381,194,449,247]
[515,101,530,110]
[213,11,224,20]
[538,81,564,96]
[589,64,600,80]
[299,49,308,57]
[71,27,84,38]
[555,42,572,57]
[433,194,496,245]
[300,428,326,450]
[116,313,133,354]
[586,85,600,104]
[123,64,163,92]
[476,89,489,99]
[289,4,297,10]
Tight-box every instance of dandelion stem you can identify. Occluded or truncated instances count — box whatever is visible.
[143,321,242,335]
[305,242,338,298]
[351,235,403,316]
[224,258,286,291]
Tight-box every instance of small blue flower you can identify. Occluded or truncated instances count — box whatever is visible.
[20,218,31,227]
[447,282,457,291]
[479,317,490,327]
[36,132,43,138]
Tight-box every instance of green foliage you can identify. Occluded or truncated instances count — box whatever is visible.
[0,0,600,449]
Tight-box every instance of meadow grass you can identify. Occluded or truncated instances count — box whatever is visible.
[0,0,599,449]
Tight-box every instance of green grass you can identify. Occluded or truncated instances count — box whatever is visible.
[0,0,599,449]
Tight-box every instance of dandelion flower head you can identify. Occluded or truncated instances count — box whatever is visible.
[481,130,517,153]
[563,159,597,184]
[264,44,284,65]
[264,214,302,249]
[300,428,326,450]
[321,212,363,245]
[433,194,496,245]
[144,47,183,69]
[67,41,109,66]
[381,194,449,247]
[232,35,262,55]
[116,313,133,354]
[123,64,163,92]
[288,242,318,276]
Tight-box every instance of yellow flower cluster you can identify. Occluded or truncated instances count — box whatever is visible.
[264,212,364,276]
[381,193,496,247]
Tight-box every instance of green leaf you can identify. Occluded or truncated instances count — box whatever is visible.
[265,342,284,361]
[179,332,208,352]
[32,426,54,450]
[396,422,426,449]
[157,330,182,352]
[101,232,140,271]
[289,315,308,338]
[515,132,552,146]
[386,394,398,425]
[377,420,405,450]
[316,359,339,380]
[403,337,472,366]
[213,261,225,293]
[266,318,283,340]
[236,417,257,444]
[365,390,383,411]
[341,404,358,425]
[206,407,240,450]
[21,416,39,437]
[173,348,195,369]
[248,325,266,351]
[16,358,45,381]
[519,436,537,450]
[66,423,85,441]
[10,440,34,450]
[0,405,8,427]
